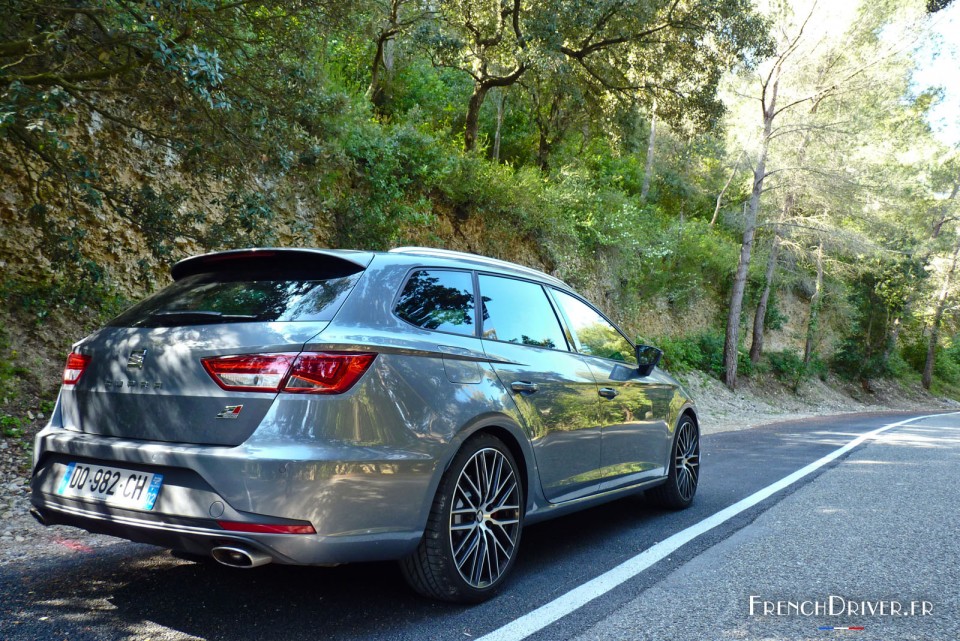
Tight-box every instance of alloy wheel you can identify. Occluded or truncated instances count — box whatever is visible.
[449,447,521,589]
[674,419,700,502]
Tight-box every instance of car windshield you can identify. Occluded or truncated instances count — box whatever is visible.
[108,272,361,327]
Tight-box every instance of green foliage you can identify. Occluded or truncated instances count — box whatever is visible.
[0,329,25,404]
[767,349,806,388]
[1,415,23,438]
[0,276,129,325]
[766,349,826,390]
[656,332,725,377]
[901,339,928,375]
[763,290,789,331]
[333,121,452,247]
[903,340,960,397]
[831,337,885,380]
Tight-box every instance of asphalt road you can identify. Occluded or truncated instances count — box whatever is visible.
[1,411,956,641]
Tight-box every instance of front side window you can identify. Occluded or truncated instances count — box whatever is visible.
[552,290,636,364]
[478,275,567,350]
[395,269,476,335]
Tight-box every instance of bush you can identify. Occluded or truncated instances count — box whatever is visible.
[832,337,881,380]
[766,349,822,390]
[656,331,725,377]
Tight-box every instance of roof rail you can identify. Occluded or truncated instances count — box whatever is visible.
[389,246,567,287]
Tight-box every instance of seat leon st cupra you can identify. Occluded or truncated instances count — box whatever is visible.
[31,247,700,602]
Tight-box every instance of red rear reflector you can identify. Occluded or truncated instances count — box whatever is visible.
[201,352,376,394]
[217,520,316,535]
[63,352,91,385]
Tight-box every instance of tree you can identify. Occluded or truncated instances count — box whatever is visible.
[366,0,433,106]
[923,239,960,388]
[423,0,771,151]
[720,0,928,388]
[0,0,351,271]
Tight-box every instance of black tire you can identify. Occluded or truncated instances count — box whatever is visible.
[400,433,524,603]
[647,415,700,509]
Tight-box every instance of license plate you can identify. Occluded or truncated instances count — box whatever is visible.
[56,462,163,511]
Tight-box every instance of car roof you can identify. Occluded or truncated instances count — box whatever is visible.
[388,247,569,289]
[172,246,569,289]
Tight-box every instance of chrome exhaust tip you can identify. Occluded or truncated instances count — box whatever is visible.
[211,545,272,568]
[29,508,47,526]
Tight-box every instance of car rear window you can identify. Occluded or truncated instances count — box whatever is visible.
[394,269,476,335]
[108,272,362,327]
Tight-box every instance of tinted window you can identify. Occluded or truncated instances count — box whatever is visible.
[553,290,636,364]
[479,275,567,350]
[395,269,476,335]
[109,272,361,327]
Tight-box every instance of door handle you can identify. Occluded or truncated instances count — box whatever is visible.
[598,387,619,399]
[511,381,539,394]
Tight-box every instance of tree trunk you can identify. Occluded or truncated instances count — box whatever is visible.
[749,227,781,364]
[493,89,505,162]
[464,85,490,152]
[881,315,902,367]
[640,98,657,202]
[367,34,387,102]
[931,177,960,238]
[710,150,745,227]
[803,242,824,366]
[537,129,551,170]
[922,242,960,389]
[723,78,777,388]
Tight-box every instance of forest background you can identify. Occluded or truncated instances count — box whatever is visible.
[1,0,960,444]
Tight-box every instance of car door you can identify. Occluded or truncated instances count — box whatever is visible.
[550,289,672,491]
[477,274,603,503]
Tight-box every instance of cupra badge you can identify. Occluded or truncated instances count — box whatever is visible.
[216,405,243,420]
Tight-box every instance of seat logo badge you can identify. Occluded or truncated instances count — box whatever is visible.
[216,405,243,420]
[127,349,147,369]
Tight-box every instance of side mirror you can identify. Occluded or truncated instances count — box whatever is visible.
[635,345,663,377]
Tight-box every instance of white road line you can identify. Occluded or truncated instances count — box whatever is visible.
[477,411,958,641]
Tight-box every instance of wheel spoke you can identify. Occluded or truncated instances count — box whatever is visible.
[491,478,518,510]
[461,463,483,499]
[455,526,481,569]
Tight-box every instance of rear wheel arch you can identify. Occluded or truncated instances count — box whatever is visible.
[469,424,530,512]
[680,408,699,430]
[440,416,534,512]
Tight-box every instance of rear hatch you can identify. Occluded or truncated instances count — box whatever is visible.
[60,249,372,446]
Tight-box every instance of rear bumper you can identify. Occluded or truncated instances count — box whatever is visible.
[31,426,436,564]
[29,497,422,564]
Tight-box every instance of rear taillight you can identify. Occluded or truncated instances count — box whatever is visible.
[284,353,376,394]
[63,352,91,385]
[201,353,296,392]
[201,352,376,394]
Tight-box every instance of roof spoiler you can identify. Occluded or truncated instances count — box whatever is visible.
[171,248,374,281]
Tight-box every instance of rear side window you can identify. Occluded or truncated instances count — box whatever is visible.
[109,272,361,327]
[552,290,636,364]
[478,275,567,350]
[394,269,476,335]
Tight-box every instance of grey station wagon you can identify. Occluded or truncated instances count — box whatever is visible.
[31,247,700,602]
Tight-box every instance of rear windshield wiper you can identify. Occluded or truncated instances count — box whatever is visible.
[141,310,258,325]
